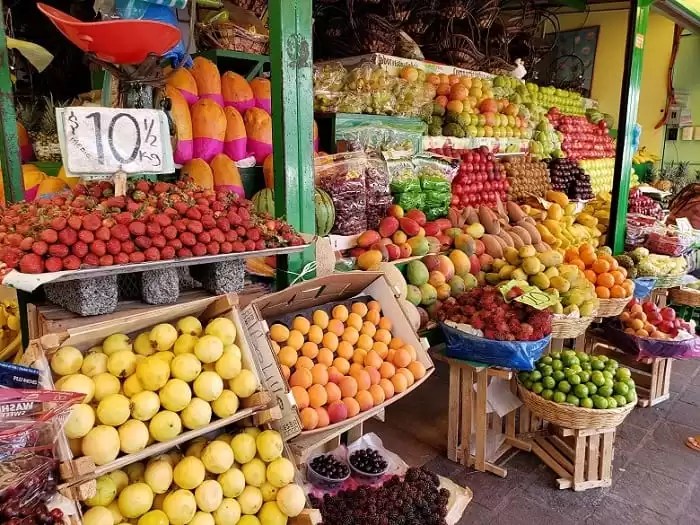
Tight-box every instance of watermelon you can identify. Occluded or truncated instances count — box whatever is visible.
[252,188,275,216]
[315,188,335,236]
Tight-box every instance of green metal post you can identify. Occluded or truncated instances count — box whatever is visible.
[269,0,316,287]
[608,0,652,254]
[0,0,24,203]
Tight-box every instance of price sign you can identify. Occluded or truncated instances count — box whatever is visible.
[58,107,173,175]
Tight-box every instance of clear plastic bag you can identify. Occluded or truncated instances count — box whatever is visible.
[316,152,368,235]
[394,191,424,211]
[313,62,347,92]
[0,451,58,514]
[414,153,460,184]
[388,159,419,194]
[367,194,393,231]
[365,155,390,197]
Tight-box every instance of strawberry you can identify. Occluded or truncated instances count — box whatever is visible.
[19,253,44,274]
[174,201,189,215]
[160,246,175,260]
[49,217,67,231]
[144,247,160,261]
[151,235,166,249]
[153,182,170,194]
[206,242,220,255]
[67,216,82,231]
[78,230,95,244]
[201,215,216,230]
[197,232,211,244]
[110,224,130,241]
[186,221,203,234]
[244,240,256,251]
[227,211,242,225]
[231,241,245,252]
[114,252,129,265]
[177,248,193,258]
[121,241,135,254]
[82,213,102,231]
[48,244,69,258]
[83,253,99,266]
[186,208,202,220]
[216,218,231,232]
[106,239,121,255]
[225,230,238,242]
[90,240,106,256]
[135,180,151,193]
[255,240,266,250]
[129,252,146,263]
[209,229,225,243]
[146,223,162,236]
[45,257,63,272]
[180,232,196,247]
[128,221,146,237]
[135,236,152,250]
[40,229,58,244]
[71,241,89,258]
[99,255,114,266]
[173,219,187,233]
[31,241,48,256]
[163,225,178,240]
[95,226,111,241]
[220,242,233,254]
[19,237,34,251]
[192,243,207,257]
[58,228,78,246]
[155,214,172,227]
[62,255,81,271]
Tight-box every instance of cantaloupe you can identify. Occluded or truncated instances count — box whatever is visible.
[221,71,254,113]
[210,153,244,198]
[181,159,214,189]
[165,85,193,165]
[223,106,247,161]
[191,99,226,162]
[243,108,272,164]
[249,77,271,113]
[166,67,199,105]
[191,57,222,105]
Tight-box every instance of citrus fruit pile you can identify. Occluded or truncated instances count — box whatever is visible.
[268,300,427,431]
[81,428,306,525]
[519,350,637,409]
[564,244,635,299]
[52,315,259,466]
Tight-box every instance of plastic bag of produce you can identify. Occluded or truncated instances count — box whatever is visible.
[315,152,368,235]
[0,452,58,511]
[367,194,393,231]
[424,205,449,221]
[388,158,420,194]
[313,62,347,92]
[632,277,657,299]
[415,153,459,184]
[606,324,700,359]
[366,155,390,197]
[394,191,424,211]
[441,323,551,371]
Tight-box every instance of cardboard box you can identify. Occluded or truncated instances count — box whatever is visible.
[241,272,434,440]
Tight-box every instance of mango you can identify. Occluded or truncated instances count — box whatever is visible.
[428,271,446,288]
[406,260,429,286]
[462,274,478,291]
[378,217,399,238]
[419,283,437,306]
[399,217,421,236]
[425,236,441,254]
[518,245,536,258]
[436,284,451,301]
[357,230,381,249]
[503,247,521,266]
[407,236,429,256]
[405,209,427,226]
[454,234,475,256]
[522,257,541,276]
[529,272,550,290]
[448,276,466,296]
[549,276,571,293]
[536,250,563,268]
[448,250,470,276]
[406,285,422,306]
[357,250,382,270]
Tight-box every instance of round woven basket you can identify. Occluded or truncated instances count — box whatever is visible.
[197,22,269,54]
[669,286,700,307]
[517,384,635,430]
[597,297,630,318]
[551,315,595,339]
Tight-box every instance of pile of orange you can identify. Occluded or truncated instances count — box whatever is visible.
[268,301,427,431]
[564,244,635,299]
[428,73,493,114]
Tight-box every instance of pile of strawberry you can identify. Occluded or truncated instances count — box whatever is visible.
[437,286,552,341]
[0,180,305,274]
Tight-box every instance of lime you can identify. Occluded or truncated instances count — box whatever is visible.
[553,391,567,404]
[541,356,553,365]
[530,370,543,382]
[567,373,582,386]
[566,394,580,406]
[576,352,589,362]
[540,365,553,377]
[591,359,605,371]
[624,390,636,403]
[562,350,576,360]
[541,389,554,400]
[607,359,619,369]
[579,371,591,383]
[532,382,544,394]
[543,376,556,390]
[598,385,613,398]
[581,362,592,372]
[565,356,580,368]
[552,370,566,382]
[523,380,534,390]
[616,368,632,381]
[625,378,636,390]
[614,395,627,407]
[598,355,609,362]
[602,370,614,380]
[614,382,629,396]
[607,397,618,409]
[592,395,609,409]
[518,372,530,383]
[585,382,598,395]
[550,352,562,360]
[580,398,594,409]
[574,384,589,399]
[604,378,614,388]
[591,371,605,387]
[552,360,563,371]
[557,380,571,394]
[569,364,583,374]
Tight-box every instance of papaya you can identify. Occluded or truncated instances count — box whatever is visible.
[181,158,214,189]
[249,77,271,113]
[164,85,193,165]
[17,122,33,162]
[190,57,222,105]
[0,164,47,203]
[223,106,247,161]
[222,71,254,112]
[191,99,226,162]
[166,67,198,105]
[210,153,244,198]
[263,154,274,189]
[243,107,272,164]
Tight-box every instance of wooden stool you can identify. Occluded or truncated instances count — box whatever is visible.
[530,424,616,491]
[433,347,531,478]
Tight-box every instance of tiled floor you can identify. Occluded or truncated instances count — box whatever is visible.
[366,358,700,525]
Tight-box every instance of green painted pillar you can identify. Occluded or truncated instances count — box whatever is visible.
[269,0,316,287]
[608,0,652,254]
[0,0,24,203]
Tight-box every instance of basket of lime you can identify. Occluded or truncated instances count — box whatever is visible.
[517,350,636,430]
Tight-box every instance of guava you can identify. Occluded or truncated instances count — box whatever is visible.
[230,433,257,464]
[205,317,237,345]
[158,378,192,412]
[218,467,246,498]
[64,403,95,439]
[276,484,305,517]
[84,475,117,507]
[174,333,199,355]
[170,353,202,382]
[188,512,215,525]
[118,482,154,518]
[131,391,161,421]
[107,350,137,378]
[96,393,131,426]
[241,458,267,488]
[82,425,120,465]
[173,456,206,490]
[149,411,182,442]
[59,373,95,403]
[193,371,224,401]
[107,469,129,493]
[201,440,235,474]
[118,419,149,454]
[181,398,212,430]
[51,346,83,376]
[102,333,132,356]
[133,332,156,357]
[137,509,168,525]
[92,372,121,402]
[136,357,171,391]
[194,479,223,512]
[177,315,203,336]
[211,390,239,419]
[214,351,241,380]
[194,335,224,364]
[149,323,178,352]
[229,369,257,398]
[213,498,241,525]
[122,374,144,398]
[256,430,283,462]
[81,351,108,377]
[162,489,197,525]
[260,482,279,502]
[82,506,113,525]
[258,501,288,525]
[266,457,295,488]
[236,485,263,515]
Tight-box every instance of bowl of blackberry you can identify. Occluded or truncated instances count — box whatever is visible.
[349,448,389,478]
[307,453,351,488]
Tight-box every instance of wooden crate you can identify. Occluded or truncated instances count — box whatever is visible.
[530,425,615,491]
[585,332,672,407]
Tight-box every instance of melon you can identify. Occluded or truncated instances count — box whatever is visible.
[314,188,335,236]
[252,189,274,216]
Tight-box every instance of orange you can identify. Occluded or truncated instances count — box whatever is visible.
[311,364,329,386]
[607,258,619,271]
[327,319,344,337]
[291,386,309,409]
[360,321,377,338]
[611,284,626,298]
[342,327,359,345]
[322,332,339,351]
[596,272,615,288]
[374,328,392,345]
[459,76,472,89]
[289,368,312,389]
[595,286,611,299]
[426,73,441,86]
[301,342,319,359]
[579,244,595,258]
[317,348,334,366]
[346,313,363,331]
[584,270,597,284]
[580,251,596,267]
[564,247,580,262]
[438,73,450,84]
[308,384,328,409]
[277,346,298,368]
[336,341,354,360]
[332,357,351,375]
[296,356,314,370]
[332,305,349,322]
[446,100,464,114]
[618,266,628,278]
[351,302,368,318]
[592,259,610,274]
[610,270,625,285]
[570,258,585,271]
[378,317,392,331]
[291,316,310,335]
[307,325,323,345]
[312,310,329,329]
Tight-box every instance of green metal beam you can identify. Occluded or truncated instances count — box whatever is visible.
[0,0,24,203]
[608,0,652,254]
[269,0,316,287]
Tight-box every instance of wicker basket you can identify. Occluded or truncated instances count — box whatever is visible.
[551,315,595,339]
[197,22,269,54]
[669,286,700,307]
[518,384,635,430]
[597,297,630,318]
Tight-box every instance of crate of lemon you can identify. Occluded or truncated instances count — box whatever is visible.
[27,294,275,482]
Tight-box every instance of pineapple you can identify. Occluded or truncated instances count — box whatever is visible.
[32,95,62,162]
[15,99,39,134]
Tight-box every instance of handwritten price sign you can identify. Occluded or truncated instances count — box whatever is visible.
[58,107,172,175]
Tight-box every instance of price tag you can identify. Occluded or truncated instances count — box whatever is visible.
[498,279,557,311]
[57,107,173,175]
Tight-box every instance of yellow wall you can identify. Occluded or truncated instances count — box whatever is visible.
[555,10,675,156]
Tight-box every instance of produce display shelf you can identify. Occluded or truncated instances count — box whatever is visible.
[3,238,313,292]
[195,49,270,80]
[422,136,530,152]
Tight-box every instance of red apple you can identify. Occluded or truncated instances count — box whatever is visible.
[660,307,676,321]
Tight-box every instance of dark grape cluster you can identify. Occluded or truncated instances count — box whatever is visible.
[349,449,388,475]
[0,453,62,525]
[310,454,350,480]
[310,467,450,525]
[549,158,594,200]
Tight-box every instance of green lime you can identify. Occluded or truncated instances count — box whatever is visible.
[591,359,605,371]
[552,360,563,371]
[553,391,567,403]
[580,398,594,409]
[530,370,543,382]
[607,358,619,368]
[607,397,618,409]
[550,352,562,360]
[579,371,591,383]
[598,385,613,397]
[567,373,582,386]
[543,376,556,390]
[598,355,609,362]
[602,370,614,380]
[541,356,553,365]
[581,362,592,372]
[552,370,566,382]
[591,371,605,387]
[518,372,530,383]
[614,382,629,396]
[625,390,636,403]
[574,384,589,399]
[604,378,614,388]
[541,389,554,400]
[616,367,632,381]
[576,351,589,362]
[557,380,571,394]
[532,382,544,394]
[540,365,553,377]
[566,394,580,406]
[625,378,636,390]
[523,379,534,390]
[592,395,609,409]
[567,356,580,368]
[585,382,598,395]
[614,395,627,407]
[562,350,576,359]
[569,364,583,374]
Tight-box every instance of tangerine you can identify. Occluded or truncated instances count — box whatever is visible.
[564,247,580,262]
[367,300,381,311]
[595,286,611,299]
[389,337,405,350]
[592,259,611,274]
[397,368,415,387]
[596,272,615,288]
[622,280,634,295]
[403,344,417,361]
[580,251,597,267]
[610,270,625,285]
[269,324,290,343]
[365,310,381,326]
[392,348,412,368]
[570,258,585,271]
[610,285,626,299]
[584,269,598,284]
[391,373,408,394]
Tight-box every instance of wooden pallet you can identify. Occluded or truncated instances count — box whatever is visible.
[530,425,615,491]
[586,334,672,408]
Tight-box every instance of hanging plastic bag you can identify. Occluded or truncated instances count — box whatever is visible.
[315,152,368,235]
[387,158,419,194]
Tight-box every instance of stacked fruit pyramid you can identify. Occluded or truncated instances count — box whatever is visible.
[268,300,428,431]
